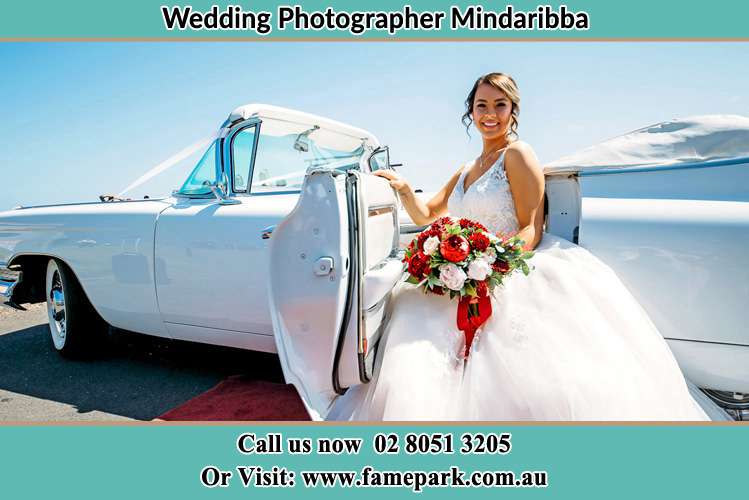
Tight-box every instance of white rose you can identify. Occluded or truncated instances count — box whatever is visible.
[422,235,440,255]
[482,247,497,264]
[467,258,492,281]
[439,263,467,291]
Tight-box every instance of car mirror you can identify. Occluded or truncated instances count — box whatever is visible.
[369,146,390,172]
[202,178,240,205]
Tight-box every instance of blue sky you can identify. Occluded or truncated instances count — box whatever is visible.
[1,42,748,209]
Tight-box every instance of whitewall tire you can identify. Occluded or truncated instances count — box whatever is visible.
[45,258,108,358]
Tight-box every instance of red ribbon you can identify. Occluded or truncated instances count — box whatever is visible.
[457,294,492,358]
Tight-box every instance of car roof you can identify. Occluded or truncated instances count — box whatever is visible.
[545,114,749,175]
[227,103,380,150]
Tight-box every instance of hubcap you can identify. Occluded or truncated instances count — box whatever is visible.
[52,288,65,321]
[46,263,67,349]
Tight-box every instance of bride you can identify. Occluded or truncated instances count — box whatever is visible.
[328,72,723,421]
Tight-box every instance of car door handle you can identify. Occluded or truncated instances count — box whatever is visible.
[261,225,276,239]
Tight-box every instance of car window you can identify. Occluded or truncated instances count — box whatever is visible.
[231,125,257,192]
[177,140,218,195]
[247,120,366,193]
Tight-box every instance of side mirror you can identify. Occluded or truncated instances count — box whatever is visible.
[203,178,240,205]
[369,146,390,172]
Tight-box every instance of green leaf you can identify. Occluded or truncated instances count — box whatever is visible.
[464,282,477,297]
[405,275,421,285]
[431,255,446,266]
[520,261,530,276]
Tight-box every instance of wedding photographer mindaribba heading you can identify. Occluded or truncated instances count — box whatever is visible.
[160,4,591,36]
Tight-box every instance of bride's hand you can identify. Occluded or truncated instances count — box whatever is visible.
[373,169,411,195]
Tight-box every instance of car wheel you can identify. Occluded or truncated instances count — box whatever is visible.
[45,258,108,358]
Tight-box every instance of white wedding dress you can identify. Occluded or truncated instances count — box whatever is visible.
[328,151,726,421]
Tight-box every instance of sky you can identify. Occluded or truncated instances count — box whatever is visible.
[1,42,748,209]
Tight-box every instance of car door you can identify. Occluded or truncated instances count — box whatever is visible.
[268,168,402,420]
[154,122,289,352]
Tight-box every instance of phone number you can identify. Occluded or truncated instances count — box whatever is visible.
[373,432,512,455]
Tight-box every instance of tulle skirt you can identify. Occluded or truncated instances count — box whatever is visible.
[327,234,723,421]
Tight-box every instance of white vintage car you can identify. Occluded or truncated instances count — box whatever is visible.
[1,106,747,419]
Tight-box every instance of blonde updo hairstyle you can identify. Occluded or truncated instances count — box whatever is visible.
[461,72,520,138]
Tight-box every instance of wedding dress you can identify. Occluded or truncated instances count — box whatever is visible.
[328,150,726,421]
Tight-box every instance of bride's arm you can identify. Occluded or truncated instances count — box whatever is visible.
[373,167,464,226]
[504,142,545,250]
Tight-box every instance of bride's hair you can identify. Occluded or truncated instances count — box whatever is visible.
[462,72,520,138]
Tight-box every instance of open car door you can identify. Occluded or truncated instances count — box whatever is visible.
[268,168,402,420]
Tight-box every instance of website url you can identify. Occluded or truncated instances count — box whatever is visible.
[300,466,549,492]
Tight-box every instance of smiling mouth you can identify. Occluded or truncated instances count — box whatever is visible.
[481,120,499,128]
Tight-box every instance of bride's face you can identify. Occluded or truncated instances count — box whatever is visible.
[472,83,513,141]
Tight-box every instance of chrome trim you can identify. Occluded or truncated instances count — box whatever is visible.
[205,178,241,205]
[231,190,302,197]
[48,267,66,344]
[664,336,749,349]
[261,225,276,240]
[578,155,749,177]
[223,117,262,194]
[368,204,395,217]
[12,198,169,210]
[0,267,22,308]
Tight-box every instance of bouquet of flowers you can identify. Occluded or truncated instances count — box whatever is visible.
[402,217,535,357]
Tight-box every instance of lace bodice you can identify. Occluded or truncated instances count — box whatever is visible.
[447,151,519,235]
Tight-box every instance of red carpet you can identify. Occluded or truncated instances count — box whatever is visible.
[158,376,311,421]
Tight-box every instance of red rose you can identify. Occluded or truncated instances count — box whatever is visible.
[440,235,470,262]
[493,259,510,273]
[459,218,488,232]
[430,286,446,296]
[469,232,490,252]
[407,251,431,278]
[430,216,452,232]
